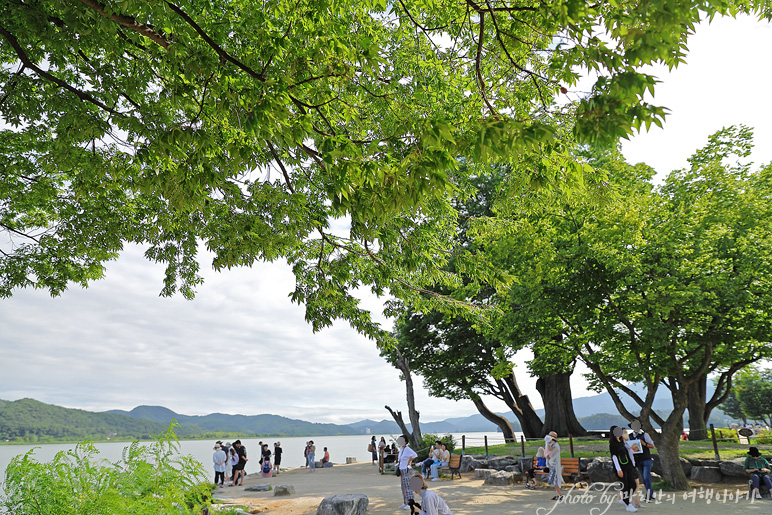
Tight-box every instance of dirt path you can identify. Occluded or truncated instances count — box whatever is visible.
[214,462,770,514]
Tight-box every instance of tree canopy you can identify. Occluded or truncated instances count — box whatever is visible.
[3,0,769,340]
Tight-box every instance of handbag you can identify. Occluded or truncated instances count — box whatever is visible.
[396,468,401,477]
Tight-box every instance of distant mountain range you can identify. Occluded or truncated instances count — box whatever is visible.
[0,384,732,444]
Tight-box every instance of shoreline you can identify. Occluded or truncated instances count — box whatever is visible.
[214,461,768,515]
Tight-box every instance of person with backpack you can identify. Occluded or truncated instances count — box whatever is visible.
[628,420,655,502]
[610,426,638,512]
[261,443,273,478]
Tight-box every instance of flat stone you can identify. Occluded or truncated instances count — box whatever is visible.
[719,458,747,477]
[690,466,723,483]
[274,484,296,496]
[316,494,369,515]
[484,471,516,486]
[244,484,271,492]
[504,465,518,472]
[489,457,518,470]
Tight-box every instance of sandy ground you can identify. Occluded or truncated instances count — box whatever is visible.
[214,462,770,515]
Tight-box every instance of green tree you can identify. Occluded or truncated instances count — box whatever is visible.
[477,128,772,489]
[734,366,772,425]
[2,0,768,341]
[719,386,748,425]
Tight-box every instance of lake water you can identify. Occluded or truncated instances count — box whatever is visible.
[0,431,511,483]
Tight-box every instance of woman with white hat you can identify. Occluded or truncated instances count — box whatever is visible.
[544,431,563,500]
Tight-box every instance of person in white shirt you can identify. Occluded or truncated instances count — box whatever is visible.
[408,475,452,515]
[430,443,450,481]
[544,431,563,500]
[397,435,418,510]
[212,444,227,487]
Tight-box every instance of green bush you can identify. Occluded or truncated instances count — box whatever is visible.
[415,434,456,461]
[713,428,739,442]
[0,424,210,514]
[753,431,772,444]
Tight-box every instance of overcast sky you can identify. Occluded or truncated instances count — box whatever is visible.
[1,15,771,425]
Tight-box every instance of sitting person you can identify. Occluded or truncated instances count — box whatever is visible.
[430,443,450,482]
[745,446,772,499]
[524,447,546,489]
[321,447,330,465]
[421,441,443,478]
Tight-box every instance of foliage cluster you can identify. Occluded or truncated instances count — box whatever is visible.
[414,433,456,461]
[729,367,772,425]
[0,425,210,515]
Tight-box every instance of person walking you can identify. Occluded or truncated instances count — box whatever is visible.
[544,431,563,501]
[628,420,655,502]
[273,442,283,475]
[307,441,316,472]
[212,443,227,487]
[370,435,378,464]
[397,435,418,510]
[610,426,638,512]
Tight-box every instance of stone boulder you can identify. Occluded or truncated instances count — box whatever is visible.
[345,457,357,464]
[517,458,533,474]
[690,466,723,483]
[719,458,747,477]
[316,494,369,515]
[586,457,619,483]
[652,455,692,477]
[244,484,271,492]
[475,469,495,479]
[484,471,517,486]
[505,465,518,473]
[489,457,518,470]
[460,456,486,473]
[274,485,296,496]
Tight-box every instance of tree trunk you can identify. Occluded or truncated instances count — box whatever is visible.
[649,388,690,490]
[391,349,422,449]
[686,378,708,441]
[469,392,517,442]
[536,371,588,436]
[498,374,544,438]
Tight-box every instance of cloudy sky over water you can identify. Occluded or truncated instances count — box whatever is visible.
[1,15,771,425]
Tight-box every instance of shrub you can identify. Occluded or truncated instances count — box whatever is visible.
[415,434,456,461]
[0,423,210,515]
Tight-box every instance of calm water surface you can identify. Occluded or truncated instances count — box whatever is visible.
[0,432,508,482]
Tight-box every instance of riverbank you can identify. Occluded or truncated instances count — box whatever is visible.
[214,462,769,515]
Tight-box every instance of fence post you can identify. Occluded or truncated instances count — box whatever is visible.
[462,435,466,457]
[520,435,525,458]
[484,435,489,461]
[710,424,720,461]
[569,434,575,458]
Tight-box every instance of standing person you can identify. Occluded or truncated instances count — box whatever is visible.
[544,431,563,501]
[261,443,273,478]
[273,442,283,475]
[408,475,452,515]
[258,441,264,466]
[744,446,772,500]
[430,443,450,482]
[628,420,655,502]
[371,436,378,464]
[223,442,233,483]
[231,440,248,486]
[610,426,638,512]
[304,441,310,467]
[307,441,316,472]
[228,448,239,485]
[213,443,227,487]
[397,435,418,510]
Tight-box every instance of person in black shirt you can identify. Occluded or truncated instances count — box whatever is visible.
[273,442,283,475]
[231,440,248,486]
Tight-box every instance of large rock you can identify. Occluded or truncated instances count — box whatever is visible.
[690,466,723,483]
[475,469,495,479]
[274,485,296,496]
[244,484,271,492]
[489,457,518,470]
[652,455,692,477]
[720,458,747,477]
[316,494,369,515]
[587,457,619,483]
[484,471,517,486]
[460,456,486,473]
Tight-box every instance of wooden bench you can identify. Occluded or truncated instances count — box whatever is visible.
[437,454,462,479]
[532,457,585,484]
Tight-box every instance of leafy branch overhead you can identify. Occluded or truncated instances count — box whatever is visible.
[1,0,769,340]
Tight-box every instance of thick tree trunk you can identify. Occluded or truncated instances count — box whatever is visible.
[498,374,544,438]
[536,371,588,436]
[686,378,708,441]
[390,350,422,449]
[650,389,690,490]
[469,392,517,442]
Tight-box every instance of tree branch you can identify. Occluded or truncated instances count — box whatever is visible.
[76,0,171,49]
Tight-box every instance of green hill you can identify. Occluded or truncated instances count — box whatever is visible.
[0,398,171,443]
